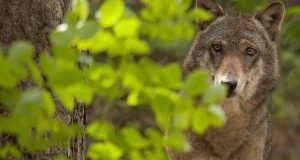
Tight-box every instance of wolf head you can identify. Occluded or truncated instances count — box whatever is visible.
[184,0,285,100]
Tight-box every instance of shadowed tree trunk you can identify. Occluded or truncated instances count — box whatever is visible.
[0,0,86,159]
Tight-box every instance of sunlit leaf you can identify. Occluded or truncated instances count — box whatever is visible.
[98,0,125,28]
[127,90,140,106]
[54,83,93,110]
[113,16,141,38]
[192,107,210,134]
[190,8,213,21]
[88,142,123,160]
[72,0,89,22]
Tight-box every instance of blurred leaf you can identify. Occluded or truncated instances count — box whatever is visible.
[87,121,114,140]
[77,31,116,54]
[122,38,150,55]
[208,105,226,127]
[183,70,209,96]
[28,61,43,87]
[54,83,93,110]
[189,8,213,21]
[151,93,173,129]
[16,88,55,116]
[192,107,210,134]
[8,41,33,65]
[192,105,225,135]
[172,99,193,130]
[203,85,227,105]
[0,58,23,88]
[120,127,149,149]
[50,29,76,47]
[88,142,123,160]
[72,0,89,22]
[113,16,141,38]
[127,90,140,106]
[99,0,125,28]
[78,20,100,39]
[164,131,190,151]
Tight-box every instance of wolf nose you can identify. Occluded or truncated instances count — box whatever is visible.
[221,80,237,94]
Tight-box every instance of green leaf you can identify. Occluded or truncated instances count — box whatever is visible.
[8,41,34,65]
[127,90,140,106]
[203,85,227,104]
[72,0,89,22]
[190,8,213,21]
[183,70,209,96]
[87,121,114,140]
[113,16,141,38]
[50,29,76,47]
[78,20,100,39]
[160,63,182,89]
[192,107,210,135]
[41,57,81,87]
[99,0,125,28]
[28,61,43,87]
[0,54,27,89]
[122,38,150,55]
[76,31,117,53]
[208,105,226,127]
[172,99,193,130]
[151,94,173,129]
[55,83,93,110]
[16,88,55,116]
[192,105,226,135]
[88,142,123,160]
[164,131,190,151]
[120,127,149,149]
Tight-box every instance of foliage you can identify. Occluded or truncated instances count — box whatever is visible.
[0,0,226,159]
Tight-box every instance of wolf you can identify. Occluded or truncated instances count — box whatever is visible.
[169,0,285,160]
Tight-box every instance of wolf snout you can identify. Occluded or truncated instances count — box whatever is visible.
[221,79,237,97]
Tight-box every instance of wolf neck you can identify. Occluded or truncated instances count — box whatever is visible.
[203,96,269,158]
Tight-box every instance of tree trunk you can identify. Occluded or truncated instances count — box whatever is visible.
[0,0,86,159]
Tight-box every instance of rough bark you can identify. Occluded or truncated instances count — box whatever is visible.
[0,0,86,159]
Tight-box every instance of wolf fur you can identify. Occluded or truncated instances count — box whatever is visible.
[169,0,285,160]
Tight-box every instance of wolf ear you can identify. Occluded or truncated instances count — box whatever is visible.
[255,2,285,41]
[196,0,225,30]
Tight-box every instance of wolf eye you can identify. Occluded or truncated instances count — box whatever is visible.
[245,47,257,56]
[212,43,222,52]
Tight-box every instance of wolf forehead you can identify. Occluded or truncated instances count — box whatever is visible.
[198,16,270,49]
